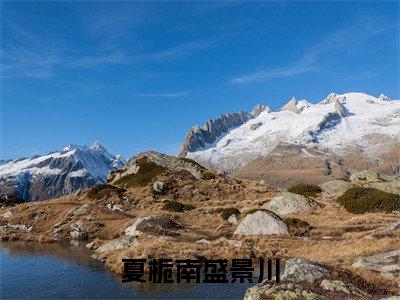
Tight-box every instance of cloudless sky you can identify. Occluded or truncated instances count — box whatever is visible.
[1,1,399,159]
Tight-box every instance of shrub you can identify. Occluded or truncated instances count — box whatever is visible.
[0,195,26,207]
[337,186,400,214]
[284,217,313,236]
[87,184,126,200]
[202,170,216,180]
[163,200,195,212]
[221,207,240,220]
[288,184,322,197]
[178,157,205,169]
[115,157,166,188]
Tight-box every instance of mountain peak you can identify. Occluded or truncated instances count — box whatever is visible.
[251,104,271,118]
[378,94,391,101]
[89,140,106,151]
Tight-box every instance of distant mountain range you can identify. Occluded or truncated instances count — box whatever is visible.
[0,141,125,201]
[1,92,398,200]
[180,92,400,187]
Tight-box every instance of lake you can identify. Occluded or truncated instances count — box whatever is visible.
[0,241,257,299]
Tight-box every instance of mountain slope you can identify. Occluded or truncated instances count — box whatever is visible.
[0,141,125,201]
[181,92,400,184]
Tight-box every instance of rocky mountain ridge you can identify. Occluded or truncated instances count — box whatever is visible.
[182,92,400,183]
[0,141,125,201]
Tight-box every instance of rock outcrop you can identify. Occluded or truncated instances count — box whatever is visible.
[264,192,318,216]
[233,210,288,236]
[124,215,184,237]
[320,180,352,198]
[352,249,400,278]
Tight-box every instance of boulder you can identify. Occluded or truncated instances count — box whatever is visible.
[233,210,288,236]
[153,181,166,193]
[364,182,400,195]
[350,171,379,182]
[0,224,32,232]
[67,204,90,217]
[106,203,123,211]
[95,237,138,254]
[69,220,88,240]
[264,192,318,216]
[320,180,352,198]
[352,249,400,278]
[2,210,13,218]
[320,279,365,296]
[227,214,238,225]
[283,258,330,283]
[125,215,184,237]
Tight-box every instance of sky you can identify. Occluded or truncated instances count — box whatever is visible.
[1,1,399,160]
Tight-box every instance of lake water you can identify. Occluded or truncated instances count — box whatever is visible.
[0,241,258,299]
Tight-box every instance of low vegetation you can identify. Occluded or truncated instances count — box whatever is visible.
[288,183,323,197]
[87,184,126,200]
[337,186,400,214]
[202,170,217,180]
[221,207,240,220]
[284,217,313,236]
[0,195,26,207]
[114,157,167,188]
[162,200,195,212]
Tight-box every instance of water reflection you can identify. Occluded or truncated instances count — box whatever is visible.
[1,241,258,299]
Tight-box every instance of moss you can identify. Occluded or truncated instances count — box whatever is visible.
[163,200,195,212]
[178,157,205,169]
[87,184,126,200]
[0,195,26,207]
[288,184,322,197]
[202,170,216,180]
[337,186,400,214]
[284,217,313,236]
[114,157,167,188]
[221,207,240,220]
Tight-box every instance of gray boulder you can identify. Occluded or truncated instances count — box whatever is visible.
[153,181,166,193]
[283,258,330,283]
[125,215,184,237]
[72,204,90,216]
[264,192,318,216]
[320,180,352,198]
[364,181,400,195]
[95,237,139,254]
[350,170,379,182]
[352,249,400,278]
[70,220,88,240]
[233,210,288,236]
[228,214,238,225]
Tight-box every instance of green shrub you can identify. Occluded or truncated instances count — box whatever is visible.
[221,207,240,220]
[87,184,126,199]
[114,157,166,188]
[284,217,313,236]
[288,184,322,197]
[202,170,216,180]
[0,195,26,207]
[337,186,400,214]
[178,157,205,169]
[163,200,195,212]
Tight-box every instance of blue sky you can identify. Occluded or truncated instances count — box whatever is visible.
[1,1,399,159]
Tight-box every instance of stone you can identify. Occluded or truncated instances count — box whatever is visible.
[227,214,238,225]
[264,192,318,216]
[153,181,165,193]
[196,239,211,244]
[233,210,288,236]
[320,180,352,198]
[366,99,375,104]
[69,220,88,240]
[2,210,13,218]
[320,279,365,296]
[95,238,138,254]
[379,174,400,183]
[106,204,123,211]
[350,171,379,182]
[283,258,330,283]
[72,204,90,216]
[0,224,32,232]
[352,249,400,277]
[125,215,184,237]
[364,182,400,195]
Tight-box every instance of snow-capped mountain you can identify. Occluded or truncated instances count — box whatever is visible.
[181,92,400,181]
[0,141,125,201]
